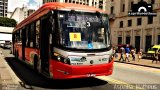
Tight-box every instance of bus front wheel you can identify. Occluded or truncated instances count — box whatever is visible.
[34,55,39,72]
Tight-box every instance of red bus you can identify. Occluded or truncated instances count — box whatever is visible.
[12,2,114,79]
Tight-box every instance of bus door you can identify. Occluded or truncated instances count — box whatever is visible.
[22,28,26,61]
[40,16,50,74]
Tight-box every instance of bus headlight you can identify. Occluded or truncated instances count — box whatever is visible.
[57,56,61,61]
[64,58,70,64]
[58,56,70,64]
[54,53,71,65]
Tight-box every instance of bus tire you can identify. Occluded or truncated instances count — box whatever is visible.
[14,50,16,57]
[34,55,38,72]
[12,50,15,55]
[13,50,15,55]
[16,51,19,59]
[15,50,17,58]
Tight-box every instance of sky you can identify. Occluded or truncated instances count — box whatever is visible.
[8,0,42,12]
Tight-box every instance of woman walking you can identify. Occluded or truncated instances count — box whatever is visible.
[138,49,143,62]
[131,48,136,61]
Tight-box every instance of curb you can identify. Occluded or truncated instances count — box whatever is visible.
[114,61,160,69]
[0,54,21,84]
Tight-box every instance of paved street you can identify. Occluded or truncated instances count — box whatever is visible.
[109,63,160,84]
[0,48,160,90]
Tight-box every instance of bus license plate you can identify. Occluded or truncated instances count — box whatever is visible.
[87,74,96,77]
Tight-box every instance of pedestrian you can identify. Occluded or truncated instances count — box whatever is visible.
[119,46,125,62]
[112,47,116,57]
[138,49,143,62]
[113,47,118,59]
[124,45,130,62]
[131,48,136,61]
[152,50,160,63]
[115,47,119,59]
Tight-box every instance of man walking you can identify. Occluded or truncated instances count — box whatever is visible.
[119,46,125,62]
[125,45,130,62]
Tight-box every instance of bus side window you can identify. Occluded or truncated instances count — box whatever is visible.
[16,30,20,43]
[30,23,36,48]
[20,29,22,43]
[36,20,40,48]
[26,25,31,47]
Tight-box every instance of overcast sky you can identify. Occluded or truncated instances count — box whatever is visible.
[8,0,42,12]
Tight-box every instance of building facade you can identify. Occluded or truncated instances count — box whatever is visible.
[0,0,8,17]
[10,6,35,23]
[108,0,160,52]
[43,0,111,11]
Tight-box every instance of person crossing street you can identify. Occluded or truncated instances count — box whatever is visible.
[124,45,130,62]
[119,46,125,62]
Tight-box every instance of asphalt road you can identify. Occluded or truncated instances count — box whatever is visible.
[1,48,160,90]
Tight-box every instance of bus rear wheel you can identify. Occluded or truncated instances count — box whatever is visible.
[14,50,16,57]
[15,50,18,59]
[16,51,19,59]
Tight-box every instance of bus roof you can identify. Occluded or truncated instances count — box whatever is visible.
[13,2,108,32]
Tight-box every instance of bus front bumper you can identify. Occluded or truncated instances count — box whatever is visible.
[49,60,114,79]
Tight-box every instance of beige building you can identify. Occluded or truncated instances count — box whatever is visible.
[10,6,35,23]
[108,0,160,52]
[43,0,111,11]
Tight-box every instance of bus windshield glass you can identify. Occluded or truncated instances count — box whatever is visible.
[58,10,110,50]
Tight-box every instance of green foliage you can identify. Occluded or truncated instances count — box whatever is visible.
[0,17,17,27]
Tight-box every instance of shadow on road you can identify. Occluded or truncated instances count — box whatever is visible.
[5,57,108,89]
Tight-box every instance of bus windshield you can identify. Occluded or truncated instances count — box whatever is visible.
[58,10,111,50]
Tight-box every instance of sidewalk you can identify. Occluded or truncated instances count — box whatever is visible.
[0,50,24,90]
[114,54,160,69]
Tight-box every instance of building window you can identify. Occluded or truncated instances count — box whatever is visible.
[99,0,103,9]
[118,37,122,44]
[128,20,132,27]
[148,16,153,24]
[126,36,130,44]
[137,18,142,25]
[120,21,123,28]
[151,0,155,4]
[65,0,68,2]
[95,2,97,6]
[149,0,155,4]
[130,1,134,10]
[122,4,125,12]
[111,6,114,14]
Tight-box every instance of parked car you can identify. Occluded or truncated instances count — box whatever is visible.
[3,41,12,49]
[147,45,160,54]
[0,43,4,48]
[141,45,160,59]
